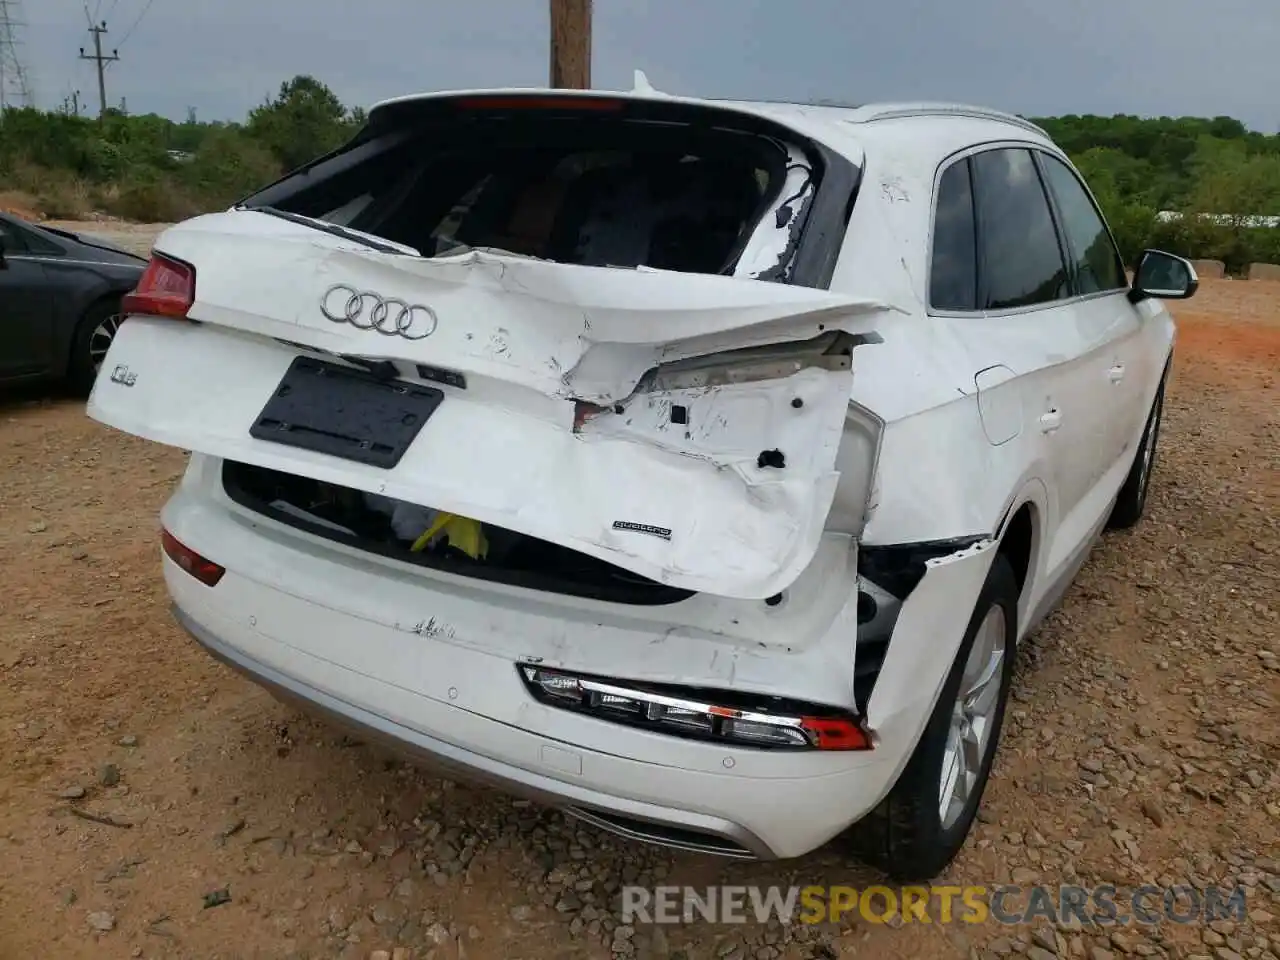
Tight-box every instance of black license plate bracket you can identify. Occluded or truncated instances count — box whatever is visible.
[250,356,443,468]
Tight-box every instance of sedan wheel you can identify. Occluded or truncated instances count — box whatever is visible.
[88,312,122,375]
[68,300,125,396]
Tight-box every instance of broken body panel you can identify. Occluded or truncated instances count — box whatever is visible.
[90,211,891,600]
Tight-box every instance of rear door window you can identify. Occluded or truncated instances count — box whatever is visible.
[970,148,1070,310]
[929,157,978,311]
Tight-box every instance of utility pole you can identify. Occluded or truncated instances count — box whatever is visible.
[549,0,591,89]
[78,21,119,119]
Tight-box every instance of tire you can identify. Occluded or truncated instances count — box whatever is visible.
[67,300,124,396]
[1106,378,1166,530]
[846,553,1018,882]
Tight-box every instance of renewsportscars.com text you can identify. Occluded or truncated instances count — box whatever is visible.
[620,884,1250,926]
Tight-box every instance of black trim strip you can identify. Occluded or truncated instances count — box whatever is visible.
[857,535,988,601]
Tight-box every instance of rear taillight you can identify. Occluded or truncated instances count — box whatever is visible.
[122,253,196,319]
[519,665,872,751]
[161,529,224,586]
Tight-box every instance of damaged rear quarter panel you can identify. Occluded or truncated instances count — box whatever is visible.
[863,537,997,761]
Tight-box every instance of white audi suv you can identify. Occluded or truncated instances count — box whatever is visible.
[88,85,1197,880]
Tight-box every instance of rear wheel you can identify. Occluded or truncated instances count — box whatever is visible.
[67,300,123,396]
[847,553,1018,881]
[1106,379,1165,530]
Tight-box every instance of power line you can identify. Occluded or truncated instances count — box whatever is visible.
[117,0,155,49]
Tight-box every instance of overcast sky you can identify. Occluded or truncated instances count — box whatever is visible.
[16,0,1280,131]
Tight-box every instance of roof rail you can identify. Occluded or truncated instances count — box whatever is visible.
[853,103,1047,136]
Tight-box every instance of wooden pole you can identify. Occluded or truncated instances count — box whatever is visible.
[549,0,591,89]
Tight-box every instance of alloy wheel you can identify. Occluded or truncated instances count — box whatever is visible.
[938,605,1007,830]
[89,313,122,374]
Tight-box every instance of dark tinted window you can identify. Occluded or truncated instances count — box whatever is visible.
[972,149,1069,310]
[929,159,978,310]
[245,114,790,278]
[0,218,64,255]
[0,219,28,252]
[24,228,66,256]
[1039,154,1126,294]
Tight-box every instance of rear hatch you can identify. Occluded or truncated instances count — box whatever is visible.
[88,91,887,600]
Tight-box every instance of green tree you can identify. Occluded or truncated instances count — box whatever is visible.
[180,126,282,206]
[1185,137,1280,216]
[245,75,356,171]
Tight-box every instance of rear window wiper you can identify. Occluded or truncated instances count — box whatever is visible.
[238,205,420,256]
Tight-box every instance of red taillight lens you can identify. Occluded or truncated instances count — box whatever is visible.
[161,529,224,586]
[800,716,871,751]
[122,253,196,319]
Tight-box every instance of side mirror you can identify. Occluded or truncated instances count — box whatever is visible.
[1128,249,1198,303]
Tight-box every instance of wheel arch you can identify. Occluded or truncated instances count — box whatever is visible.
[992,480,1049,635]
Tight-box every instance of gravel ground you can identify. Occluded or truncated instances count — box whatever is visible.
[1,228,1277,959]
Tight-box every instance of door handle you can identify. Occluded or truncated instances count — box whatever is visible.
[1039,409,1062,434]
[1108,364,1126,383]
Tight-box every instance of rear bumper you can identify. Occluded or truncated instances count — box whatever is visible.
[173,604,775,858]
[158,464,996,860]
[162,549,909,862]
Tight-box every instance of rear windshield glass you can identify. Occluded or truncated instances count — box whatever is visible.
[242,109,808,278]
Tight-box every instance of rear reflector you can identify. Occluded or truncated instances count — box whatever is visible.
[122,253,196,319]
[161,529,225,586]
[519,666,871,751]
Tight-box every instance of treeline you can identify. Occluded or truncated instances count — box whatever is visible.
[1033,114,1280,271]
[0,76,362,223]
[2,77,1280,270]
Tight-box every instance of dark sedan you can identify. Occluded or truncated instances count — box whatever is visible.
[0,212,147,394]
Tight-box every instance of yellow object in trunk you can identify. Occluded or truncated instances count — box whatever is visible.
[409,511,489,560]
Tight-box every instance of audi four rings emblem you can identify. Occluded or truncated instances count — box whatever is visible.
[320,284,439,340]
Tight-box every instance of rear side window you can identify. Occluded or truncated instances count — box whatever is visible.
[1038,154,1127,294]
[971,148,1070,310]
[0,222,25,252]
[1,219,64,256]
[929,158,978,311]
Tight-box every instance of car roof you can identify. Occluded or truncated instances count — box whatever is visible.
[367,87,1057,165]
